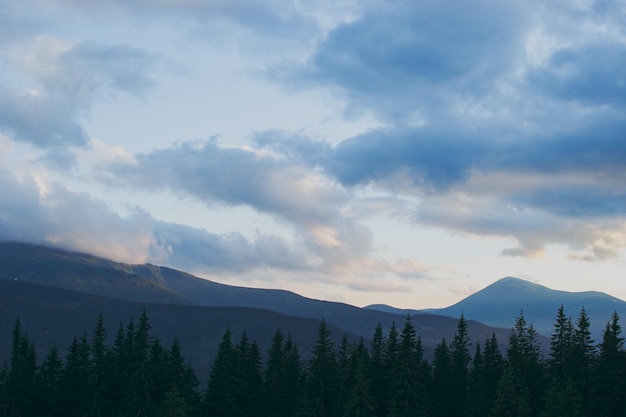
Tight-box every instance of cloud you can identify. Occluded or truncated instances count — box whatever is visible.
[0,36,155,166]
[283,0,528,122]
[106,139,348,225]
[0,166,312,273]
[526,41,626,107]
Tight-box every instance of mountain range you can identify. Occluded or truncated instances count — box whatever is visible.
[366,276,626,340]
[1,241,624,374]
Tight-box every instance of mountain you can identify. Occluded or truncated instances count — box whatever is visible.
[0,242,515,355]
[367,277,626,339]
[0,279,360,381]
[0,242,189,304]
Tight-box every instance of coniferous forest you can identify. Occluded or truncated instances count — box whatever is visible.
[0,307,625,417]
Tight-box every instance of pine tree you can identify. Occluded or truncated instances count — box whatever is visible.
[570,308,595,415]
[478,334,504,416]
[544,305,582,417]
[59,333,93,417]
[368,323,387,417]
[467,342,484,417]
[449,314,471,417]
[387,315,427,417]
[489,365,531,417]
[233,334,263,417]
[37,345,64,417]
[204,328,236,417]
[5,319,38,417]
[430,339,452,417]
[303,319,339,417]
[90,313,109,417]
[164,337,200,416]
[505,312,545,416]
[159,388,189,417]
[126,310,157,417]
[264,330,302,417]
[342,340,374,417]
[548,305,573,381]
[594,312,625,417]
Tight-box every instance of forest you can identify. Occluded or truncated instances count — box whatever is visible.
[0,306,624,417]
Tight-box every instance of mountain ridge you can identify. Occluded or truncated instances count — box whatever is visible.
[366,276,626,338]
[0,241,515,355]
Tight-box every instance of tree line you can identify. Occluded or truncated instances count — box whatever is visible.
[0,306,624,417]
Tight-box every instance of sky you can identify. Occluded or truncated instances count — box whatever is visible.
[1,0,626,309]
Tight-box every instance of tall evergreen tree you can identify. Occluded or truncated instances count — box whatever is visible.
[505,312,545,416]
[303,319,339,417]
[5,319,38,417]
[342,340,374,417]
[233,333,263,417]
[544,305,582,417]
[548,305,573,381]
[90,313,109,417]
[431,339,452,417]
[59,333,93,417]
[449,315,471,417]
[594,312,625,417]
[478,334,504,416]
[570,307,595,415]
[489,365,531,417]
[387,315,427,417]
[37,345,64,417]
[264,330,302,417]
[126,310,156,417]
[368,323,387,417]
[204,328,236,417]
[164,337,200,416]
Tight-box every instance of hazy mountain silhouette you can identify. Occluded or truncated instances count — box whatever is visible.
[367,276,626,339]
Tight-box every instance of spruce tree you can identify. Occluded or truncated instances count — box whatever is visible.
[5,319,38,417]
[233,334,263,417]
[505,312,545,416]
[59,334,93,417]
[90,313,109,417]
[126,310,156,417]
[37,345,64,417]
[165,337,200,415]
[595,312,625,417]
[430,339,452,417]
[387,315,427,417]
[479,334,504,416]
[303,319,339,417]
[368,323,387,417]
[342,341,374,417]
[449,315,471,417]
[264,330,302,417]
[570,307,595,415]
[204,328,236,417]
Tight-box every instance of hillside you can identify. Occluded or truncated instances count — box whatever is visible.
[0,279,359,380]
[0,242,514,352]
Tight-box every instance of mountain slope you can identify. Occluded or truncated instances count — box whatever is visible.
[368,277,626,338]
[0,242,190,304]
[0,279,360,380]
[0,242,515,354]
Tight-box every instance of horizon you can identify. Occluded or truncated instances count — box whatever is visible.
[2,1,626,309]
